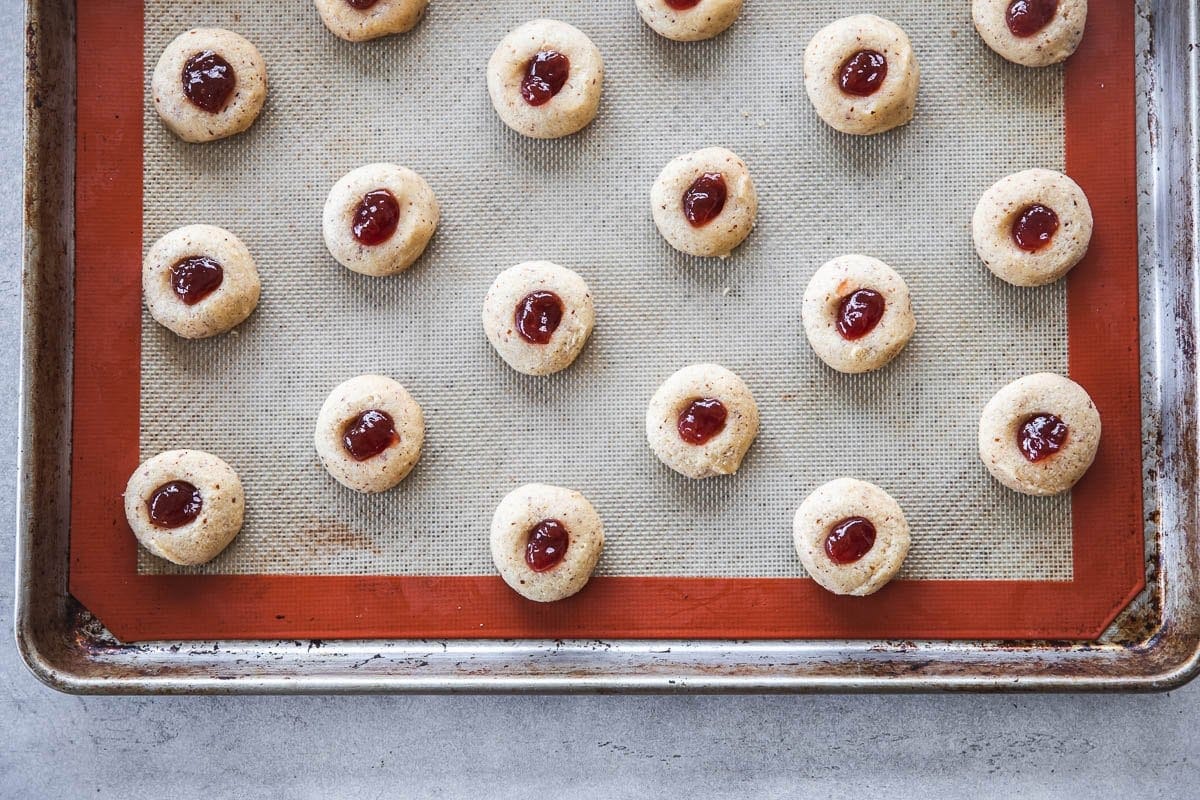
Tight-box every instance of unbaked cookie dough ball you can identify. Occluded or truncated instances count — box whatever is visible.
[635,0,743,42]
[803,15,919,136]
[143,224,261,339]
[315,0,428,42]
[123,450,245,566]
[315,374,425,493]
[152,28,268,143]
[973,0,1087,67]
[979,372,1100,496]
[801,254,915,374]
[487,19,604,139]
[482,261,595,376]
[793,478,910,597]
[322,163,440,277]
[646,363,759,479]
[650,147,757,258]
[491,483,605,602]
[973,168,1093,287]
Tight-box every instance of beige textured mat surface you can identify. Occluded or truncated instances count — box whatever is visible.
[139,0,1071,579]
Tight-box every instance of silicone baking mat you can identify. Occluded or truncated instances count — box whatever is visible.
[69,0,1143,641]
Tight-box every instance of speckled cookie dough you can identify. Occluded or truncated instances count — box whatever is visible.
[973,0,1087,67]
[650,147,757,258]
[793,478,910,596]
[124,450,245,566]
[487,19,604,139]
[491,483,605,602]
[803,14,919,136]
[646,363,759,479]
[143,224,261,339]
[972,168,1093,287]
[979,373,1101,496]
[315,374,425,494]
[482,261,595,376]
[635,0,743,41]
[322,163,440,277]
[152,28,268,143]
[314,0,428,42]
[801,254,915,374]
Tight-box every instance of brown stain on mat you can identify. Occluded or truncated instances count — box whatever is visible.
[299,520,383,558]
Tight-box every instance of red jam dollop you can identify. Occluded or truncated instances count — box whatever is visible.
[346,0,380,8]
[147,481,203,529]
[352,189,401,246]
[836,289,885,341]
[677,398,728,445]
[1018,413,1069,462]
[170,256,224,305]
[824,517,877,564]
[1011,204,1059,252]
[182,51,236,113]
[838,50,887,97]
[521,50,571,106]
[682,172,727,228]
[342,409,400,461]
[1006,0,1059,38]
[514,291,564,345]
[525,518,570,572]
[665,0,702,8]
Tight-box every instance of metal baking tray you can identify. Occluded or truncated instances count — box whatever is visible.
[15,0,1200,692]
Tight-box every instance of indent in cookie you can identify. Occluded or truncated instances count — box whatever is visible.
[838,49,887,97]
[682,172,727,227]
[521,50,571,106]
[1017,412,1068,463]
[514,291,565,345]
[181,50,235,112]
[835,288,885,341]
[342,409,400,461]
[1011,204,1059,252]
[525,518,570,571]
[824,516,876,564]
[352,189,401,246]
[147,480,203,529]
[1006,0,1059,37]
[170,256,224,305]
[676,398,727,445]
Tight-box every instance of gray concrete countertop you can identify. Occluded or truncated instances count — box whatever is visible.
[2,4,1196,797]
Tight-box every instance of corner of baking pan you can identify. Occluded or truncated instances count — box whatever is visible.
[13,0,1200,693]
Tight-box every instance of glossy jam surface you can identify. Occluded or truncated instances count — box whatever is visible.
[345,0,380,8]
[147,481,203,529]
[1011,204,1060,252]
[182,51,236,113]
[514,291,564,345]
[682,172,727,228]
[352,189,401,246]
[664,0,702,8]
[1006,0,1059,38]
[520,50,571,106]
[677,398,728,445]
[342,409,400,461]
[838,50,888,97]
[1018,413,1069,463]
[170,256,224,306]
[836,289,886,341]
[824,517,877,565]
[525,518,570,572]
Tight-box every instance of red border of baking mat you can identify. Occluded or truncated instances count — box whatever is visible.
[68,0,1144,642]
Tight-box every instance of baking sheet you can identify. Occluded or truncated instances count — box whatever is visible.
[138,0,1072,581]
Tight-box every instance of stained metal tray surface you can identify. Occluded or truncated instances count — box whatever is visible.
[14,0,1200,692]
